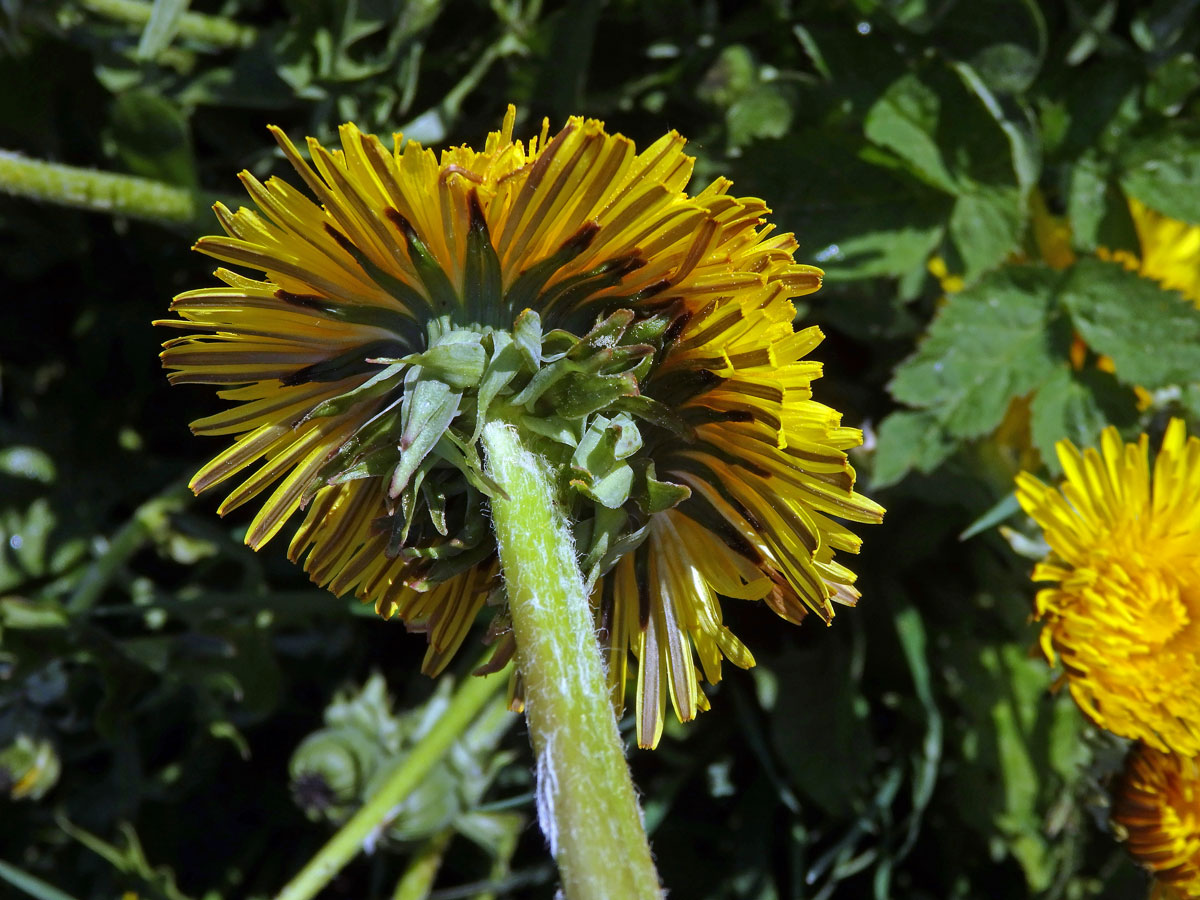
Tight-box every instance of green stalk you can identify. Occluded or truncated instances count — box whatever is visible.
[68,483,191,615]
[479,419,662,900]
[275,667,508,900]
[392,828,454,900]
[0,151,199,224]
[78,0,257,47]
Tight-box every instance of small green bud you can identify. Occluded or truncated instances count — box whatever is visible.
[0,734,60,800]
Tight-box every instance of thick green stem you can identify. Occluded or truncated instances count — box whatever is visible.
[391,828,453,900]
[0,151,202,224]
[79,0,257,47]
[275,667,508,900]
[480,420,662,900]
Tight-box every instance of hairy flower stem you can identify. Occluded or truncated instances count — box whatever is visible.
[481,419,662,900]
[78,0,257,47]
[275,665,509,900]
[0,151,208,225]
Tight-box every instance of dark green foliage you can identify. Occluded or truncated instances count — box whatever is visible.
[4,0,1198,898]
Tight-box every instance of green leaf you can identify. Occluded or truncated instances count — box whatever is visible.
[1131,0,1200,52]
[1029,366,1138,474]
[950,641,1087,892]
[1146,52,1200,116]
[136,0,191,60]
[871,410,955,489]
[536,0,602,120]
[642,464,691,515]
[893,605,942,835]
[959,492,1021,541]
[949,61,1040,193]
[108,90,197,189]
[889,264,1066,438]
[1,596,69,630]
[1060,257,1200,389]
[864,72,959,193]
[726,84,792,149]
[570,414,642,509]
[864,62,1033,204]
[0,859,81,900]
[1120,131,1200,224]
[404,337,487,391]
[770,637,872,818]
[697,44,757,106]
[390,374,462,498]
[934,0,1046,95]
[948,185,1022,280]
[737,138,949,280]
[0,446,55,483]
[1068,153,1138,253]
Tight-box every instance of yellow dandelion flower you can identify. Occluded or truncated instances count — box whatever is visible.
[1015,421,1200,754]
[158,107,881,743]
[1099,196,1200,307]
[595,291,883,747]
[1113,744,1200,899]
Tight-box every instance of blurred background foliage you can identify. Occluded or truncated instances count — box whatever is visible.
[1,0,1198,897]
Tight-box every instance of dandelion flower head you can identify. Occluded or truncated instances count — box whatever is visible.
[1015,421,1200,754]
[1113,743,1200,899]
[1100,196,1200,307]
[158,107,882,747]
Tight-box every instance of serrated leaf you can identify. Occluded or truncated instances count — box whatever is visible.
[726,84,792,150]
[1120,131,1200,224]
[872,410,955,488]
[1068,154,1139,253]
[1029,365,1138,473]
[889,265,1066,438]
[949,185,1022,279]
[1060,257,1200,389]
[864,73,959,193]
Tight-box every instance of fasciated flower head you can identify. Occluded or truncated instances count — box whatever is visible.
[593,292,883,747]
[1015,421,1200,754]
[159,107,881,745]
[1113,743,1200,899]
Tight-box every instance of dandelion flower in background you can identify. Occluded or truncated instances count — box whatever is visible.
[1113,743,1200,899]
[1100,196,1200,307]
[158,107,882,747]
[1015,421,1200,755]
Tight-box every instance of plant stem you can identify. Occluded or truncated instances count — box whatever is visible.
[479,419,662,900]
[0,151,200,224]
[67,482,191,615]
[78,0,257,47]
[392,828,454,900]
[275,666,509,900]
